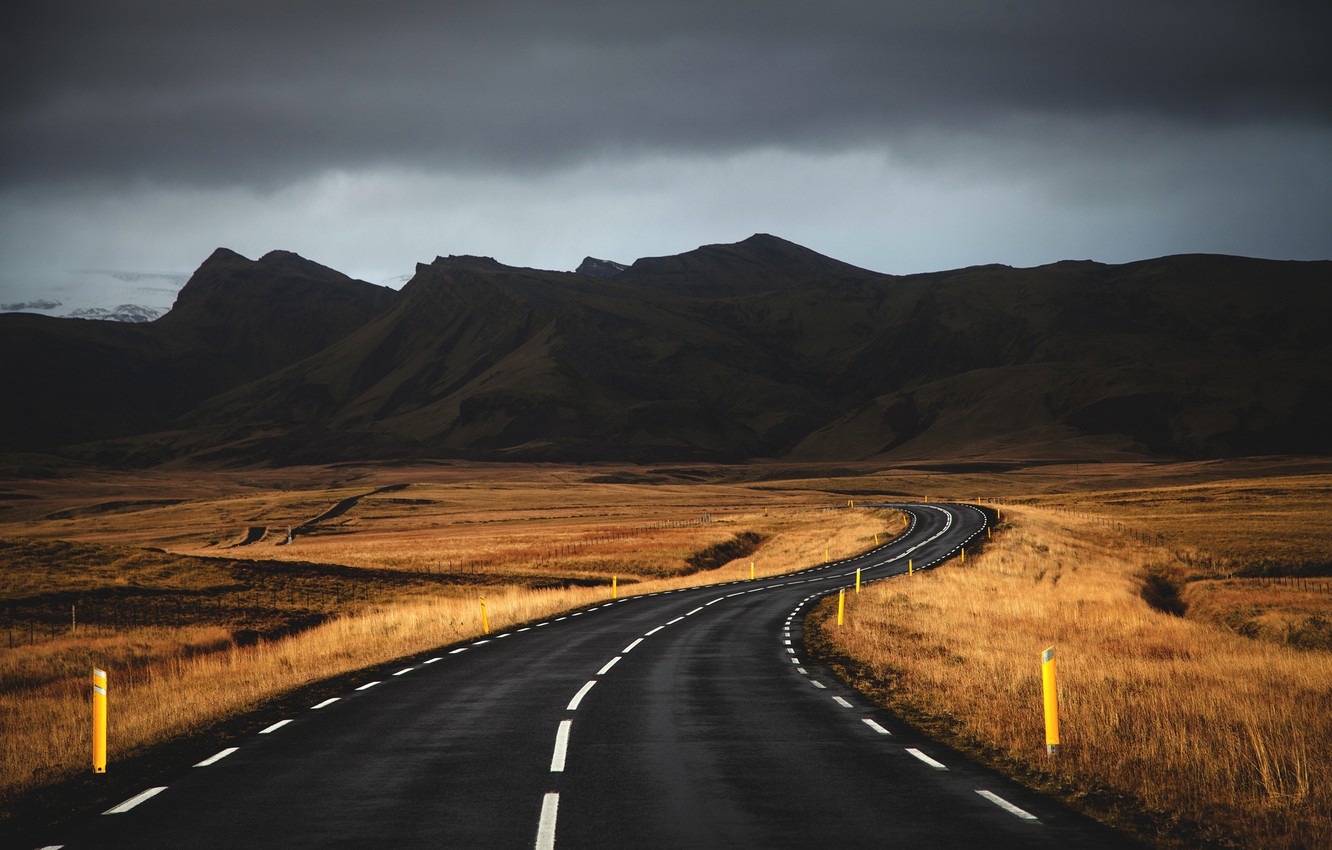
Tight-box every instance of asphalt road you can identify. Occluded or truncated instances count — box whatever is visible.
[30,503,1136,849]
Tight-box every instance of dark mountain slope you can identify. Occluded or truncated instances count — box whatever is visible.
[0,249,397,452]
[3,237,1328,464]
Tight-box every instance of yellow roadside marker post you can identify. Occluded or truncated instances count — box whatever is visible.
[961,547,966,563]
[874,533,879,546]
[750,561,755,580]
[855,567,861,593]
[837,588,845,626]
[612,575,617,599]
[825,549,829,564]
[908,558,913,576]
[480,598,490,635]
[93,667,107,774]
[1042,647,1060,756]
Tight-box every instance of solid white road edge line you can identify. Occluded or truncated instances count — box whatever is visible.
[598,656,622,675]
[535,792,560,850]
[103,786,168,815]
[550,720,572,772]
[906,748,948,769]
[862,718,891,735]
[567,680,597,711]
[258,719,293,734]
[193,747,238,767]
[976,790,1039,820]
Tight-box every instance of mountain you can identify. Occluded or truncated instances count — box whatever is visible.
[1,235,1328,465]
[66,304,163,323]
[576,257,628,278]
[0,249,396,455]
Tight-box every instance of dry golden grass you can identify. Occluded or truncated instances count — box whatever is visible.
[814,503,1332,850]
[0,463,898,812]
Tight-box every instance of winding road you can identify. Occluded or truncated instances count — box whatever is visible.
[32,503,1136,849]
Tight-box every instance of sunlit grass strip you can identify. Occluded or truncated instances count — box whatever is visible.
[814,505,1332,850]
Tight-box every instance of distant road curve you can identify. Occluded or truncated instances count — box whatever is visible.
[33,502,1138,849]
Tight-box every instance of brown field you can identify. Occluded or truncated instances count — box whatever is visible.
[0,461,902,816]
[2,456,1330,848]
[809,464,1332,850]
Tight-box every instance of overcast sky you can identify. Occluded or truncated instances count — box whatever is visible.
[3,1,1330,308]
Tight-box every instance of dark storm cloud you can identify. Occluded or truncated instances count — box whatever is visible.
[4,0,1330,190]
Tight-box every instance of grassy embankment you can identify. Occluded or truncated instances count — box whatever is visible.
[0,465,904,815]
[811,475,1332,850]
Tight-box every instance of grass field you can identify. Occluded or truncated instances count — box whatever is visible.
[810,471,1332,850]
[2,456,1328,848]
[0,462,902,815]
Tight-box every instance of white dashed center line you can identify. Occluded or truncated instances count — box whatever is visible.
[536,792,560,850]
[550,720,573,772]
[355,681,381,691]
[862,718,891,735]
[567,680,597,711]
[311,697,339,710]
[644,625,665,636]
[832,696,852,708]
[622,638,644,653]
[258,719,292,734]
[597,656,622,675]
[666,616,685,625]
[393,667,413,676]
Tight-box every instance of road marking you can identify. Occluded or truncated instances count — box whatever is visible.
[104,786,167,814]
[787,648,796,654]
[598,656,622,675]
[622,638,644,653]
[311,698,339,710]
[536,792,560,850]
[571,612,583,617]
[555,617,568,622]
[259,719,292,734]
[536,622,550,627]
[796,667,808,674]
[686,606,704,616]
[450,648,468,654]
[644,625,665,636]
[706,597,723,605]
[423,657,442,664]
[726,592,744,598]
[906,748,947,769]
[193,747,238,767]
[567,680,597,711]
[550,720,572,772]
[862,718,891,735]
[356,681,381,690]
[472,640,491,646]
[666,616,684,625]
[833,696,853,708]
[35,845,64,849]
[976,790,1038,820]
[811,680,827,689]
[517,627,531,633]
[497,633,512,638]
[791,657,800,664]
[393,667,413,676]
[783,640,791,645]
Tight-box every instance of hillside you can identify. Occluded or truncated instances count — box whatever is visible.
[2,236,1328,465]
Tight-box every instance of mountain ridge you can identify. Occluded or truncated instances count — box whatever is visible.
[2,237,1328,466]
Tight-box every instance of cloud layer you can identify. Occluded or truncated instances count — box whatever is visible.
[2,1,1329,297]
